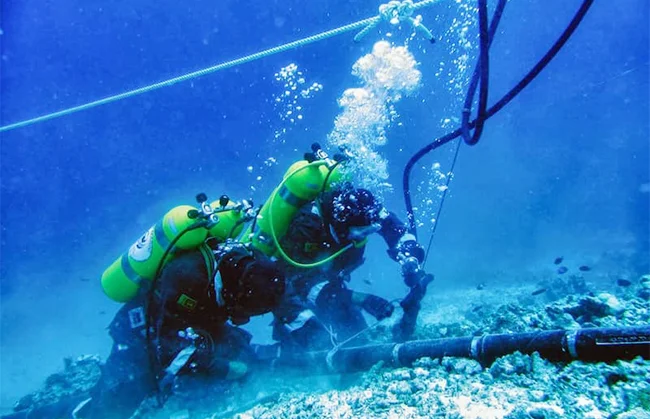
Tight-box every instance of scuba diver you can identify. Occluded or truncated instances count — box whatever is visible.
[76,246,285,418]
[74,196,286,419]
[244,143,434,351]
[8,151,427,418]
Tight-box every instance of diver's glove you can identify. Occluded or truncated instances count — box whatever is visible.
[394,271,434,342]
[392,238,426,286]
[362,294,395,320]
[157,332,199,400]
[158,370,177,398]
[401,271,434,309]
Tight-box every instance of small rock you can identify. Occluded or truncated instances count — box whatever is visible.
[637,288,650,301]
[596,293,625,315]
[427,378,447,392]
[565,293,624,322]
[441,357,483,375]
[530,390,548,402]
[526,404,564,419]
[616,408,650,419]
[637,275,650,300]
[392,369,412,381]
[413,367,429,378]
[387,381,412,395]
[639,274,650,287]
[489,352,532,378]
[413,357,439,369]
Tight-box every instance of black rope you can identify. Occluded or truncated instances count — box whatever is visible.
[422,0,507,265]
[422,137,461,268]
[404,0,595,236]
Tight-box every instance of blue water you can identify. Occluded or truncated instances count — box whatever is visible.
[1,0,648,412]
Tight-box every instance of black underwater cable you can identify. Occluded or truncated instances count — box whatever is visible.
[461,0,493,146]
[404,0,595,237]
[270,325,650,373]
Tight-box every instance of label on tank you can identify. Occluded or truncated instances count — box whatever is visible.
[129,227,155,261]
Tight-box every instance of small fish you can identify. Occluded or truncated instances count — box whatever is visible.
[579,265,591,272]
[476,282,486,290]
[80,277,90,282]
[99,311,106,315]
[617,279,632,287]
[554,257,563,265]
[557,266,568,275]
[472,305,484,312]
[363,278,373,286]
[531,288,547,296]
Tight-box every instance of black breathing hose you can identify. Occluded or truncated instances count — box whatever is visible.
[404,0,595,236]
[461,0,491,146]
[421,0,507,265]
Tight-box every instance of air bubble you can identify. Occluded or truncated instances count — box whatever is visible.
[327,41,421,198]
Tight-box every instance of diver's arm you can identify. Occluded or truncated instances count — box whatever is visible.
[378,209,426,280]
[377,209,409,250]
[351,291,394,320]
[376,208,434,342]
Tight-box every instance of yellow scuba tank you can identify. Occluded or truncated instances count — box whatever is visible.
[102,195,253,303]
[244,144,342,257]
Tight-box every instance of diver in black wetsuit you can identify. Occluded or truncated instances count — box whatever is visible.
[272,182,434,350]
[77,243,285,419]
[245,146,433,353]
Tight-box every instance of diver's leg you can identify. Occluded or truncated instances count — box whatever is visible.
[77,302,155,419]
[393,273,434,342]
[272,294,332,351]
[314,282,368,343]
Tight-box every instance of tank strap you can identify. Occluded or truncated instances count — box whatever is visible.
[120,254,144,285]
[278,184,310,208]
[253,184,313,251]
[251,223,276,250]
[154,220,172,251]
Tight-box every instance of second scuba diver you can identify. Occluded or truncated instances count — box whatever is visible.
[245,143,434,352]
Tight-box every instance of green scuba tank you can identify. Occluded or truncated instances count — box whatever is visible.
[101,195,253,303]
[244,158,342,257]
[101,205,208,302]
